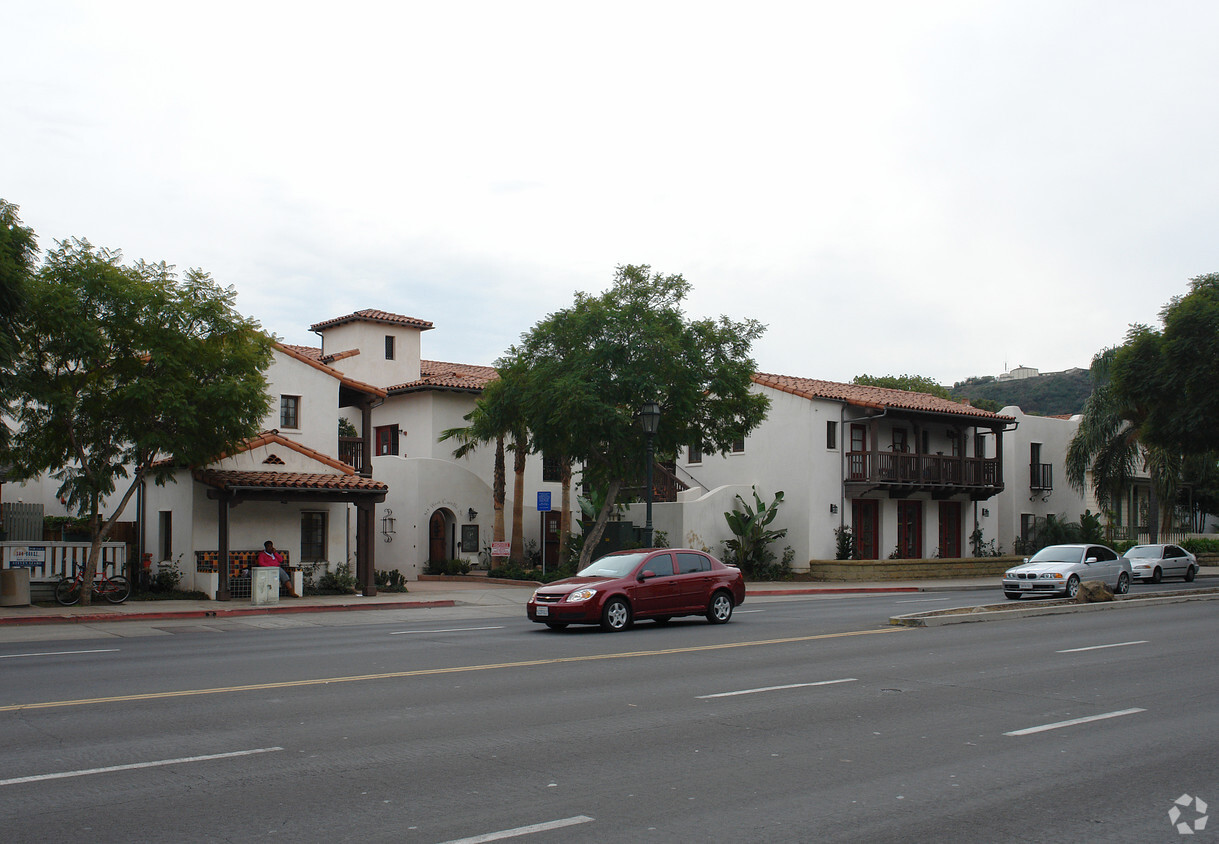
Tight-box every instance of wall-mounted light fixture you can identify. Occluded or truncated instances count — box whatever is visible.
[381,508,396,543]
[981,508,990,518]
[468,508,478,521]
[829,503,838,514]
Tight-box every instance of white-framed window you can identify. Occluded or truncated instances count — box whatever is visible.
[280,395,300,429]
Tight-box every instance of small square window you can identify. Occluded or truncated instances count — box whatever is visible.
[688,444,702,464]
[280,395,300,429]
[730,437,745,454]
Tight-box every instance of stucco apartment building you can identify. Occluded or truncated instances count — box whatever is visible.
[5,307,1108,595]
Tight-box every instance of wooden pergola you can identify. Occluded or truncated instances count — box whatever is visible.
[196,469,388,601]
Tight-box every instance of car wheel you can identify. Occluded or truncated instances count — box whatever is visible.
[706,590,734,624]
[544,622,568,630]
[653,616,672,625]
[1150,566,1162,584]
[1115,572,1130,594]
[1065,575,1081,599]
[1185,565,1197,582]
[1004,591,1022,600]
[600,597,632,632]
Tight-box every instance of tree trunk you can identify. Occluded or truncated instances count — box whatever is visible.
[1147,484,1160,544]
[491,437,506,570]
[559,461,572,566]
[510,440,526,564]
[578,478,621,570]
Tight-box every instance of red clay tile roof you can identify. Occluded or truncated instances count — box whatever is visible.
[275,343,387,397]
[388,360,499,393]
[209,430,358,473]
[193,469,388,493]
[752,372,1015,422]
[309,309,434,333]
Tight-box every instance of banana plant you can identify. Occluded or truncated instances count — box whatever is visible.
[722,487,787,572]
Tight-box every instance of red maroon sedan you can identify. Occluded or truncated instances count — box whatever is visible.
[527,548,746,631]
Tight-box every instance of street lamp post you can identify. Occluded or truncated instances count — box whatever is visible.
[638,401,661,547]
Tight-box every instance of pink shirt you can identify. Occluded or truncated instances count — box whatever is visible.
[257,550,282,567]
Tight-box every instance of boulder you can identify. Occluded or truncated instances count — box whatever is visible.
[1075,580,1115,603]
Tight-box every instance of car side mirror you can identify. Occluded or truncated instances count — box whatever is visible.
[1022,557,1030,563]
[638,570,655,581]
[1085,557,1098,564]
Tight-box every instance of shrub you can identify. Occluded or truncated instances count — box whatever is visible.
[1182,538,1219,555]
[375,568,409,592]
[834,525,856,560]
[314,562,358,595]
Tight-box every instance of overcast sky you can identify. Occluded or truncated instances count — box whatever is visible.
[6,1,1217,386]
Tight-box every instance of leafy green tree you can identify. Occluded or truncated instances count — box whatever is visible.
[1113,273,1219,455]
[0,200,38,453]
[1066,348,1178,542]
[503,264,770,569]
[7,239,274,603]
[853,373,952,400]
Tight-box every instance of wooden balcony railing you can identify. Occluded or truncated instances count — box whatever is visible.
[339,436,364,471]
[621,461,690,504]
[846,450,1003,498]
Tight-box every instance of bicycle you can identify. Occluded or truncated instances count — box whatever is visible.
[55,565,131,605]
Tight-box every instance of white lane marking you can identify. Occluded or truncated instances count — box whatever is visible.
[389,626,504,636]
[1004,708,1146,736]
[438,815,594,843]
[894,598,950,604]
[0,747,284,786]
[698,679,857,699]
[1057,640,1148,653]
[0,649,120,660]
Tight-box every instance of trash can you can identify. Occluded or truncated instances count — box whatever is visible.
[0,568,32,607]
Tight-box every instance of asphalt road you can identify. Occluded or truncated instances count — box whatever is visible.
[1,589,1216,843]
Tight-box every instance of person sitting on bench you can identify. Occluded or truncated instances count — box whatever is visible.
[257,540,298,598]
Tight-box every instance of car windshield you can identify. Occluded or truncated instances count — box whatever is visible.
[1029,547,1084,564]
[578,553,648,579]
[1125,547,1159,559]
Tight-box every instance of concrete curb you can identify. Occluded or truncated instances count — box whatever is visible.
[890,588,1219,627]
[0,599,457,627]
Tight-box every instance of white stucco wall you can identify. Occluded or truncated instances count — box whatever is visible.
[318,321,424,386]
[264,351,342,454]
[995,407,1086,552]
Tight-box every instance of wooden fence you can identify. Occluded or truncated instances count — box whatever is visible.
[0,542,127,581]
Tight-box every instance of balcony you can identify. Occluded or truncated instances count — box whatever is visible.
[846,450,1003,500]
[339,436,364,471]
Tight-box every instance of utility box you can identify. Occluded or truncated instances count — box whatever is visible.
[0,568,32,607]
[250,567,280,606]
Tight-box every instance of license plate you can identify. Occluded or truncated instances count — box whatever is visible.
[1021,582,1032,589]
[536,606,549,617]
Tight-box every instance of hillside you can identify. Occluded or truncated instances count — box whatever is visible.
[950,369,1093,416]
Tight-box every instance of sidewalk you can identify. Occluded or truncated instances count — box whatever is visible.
[2,570,1215,627]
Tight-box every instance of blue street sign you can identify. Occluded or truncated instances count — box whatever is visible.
[536,491,552,511]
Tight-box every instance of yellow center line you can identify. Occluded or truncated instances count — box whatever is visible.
[1,627,905,712]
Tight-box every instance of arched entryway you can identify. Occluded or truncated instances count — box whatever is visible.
[428,509,454,564]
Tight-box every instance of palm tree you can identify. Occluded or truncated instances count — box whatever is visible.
[440,371,533,567]
[1066,348,1179,542]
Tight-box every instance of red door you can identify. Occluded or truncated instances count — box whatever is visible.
[852,500,879,560]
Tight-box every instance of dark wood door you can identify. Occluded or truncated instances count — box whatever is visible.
[897,501,923,559]
[428,511,447,563]
[853,499,879,560]
[543,511,561,569]
[938,501,961,558]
